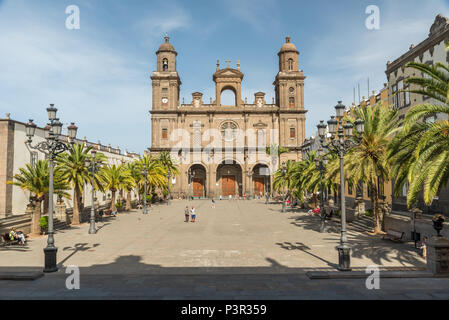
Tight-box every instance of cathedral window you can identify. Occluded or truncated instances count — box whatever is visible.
[290,127,296,138]
[257,129,266,148]
[193,122,202,147]
[288,59,293,70]
[289,97,295,108]
[220,121,238,141]
[162,58,168,71]
[162,128,168,139]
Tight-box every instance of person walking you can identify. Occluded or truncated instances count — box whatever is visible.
[211,199,215,208]
[184,206,190,223]
[190,206,196,222]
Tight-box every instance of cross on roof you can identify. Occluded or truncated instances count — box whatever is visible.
[225,59,230,68]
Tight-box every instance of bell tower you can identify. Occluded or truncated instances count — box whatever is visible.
[273,36,307,152]
[273,36,305,110]
[151,36,181,110]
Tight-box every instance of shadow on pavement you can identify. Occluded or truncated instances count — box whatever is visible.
[288,213,425,268]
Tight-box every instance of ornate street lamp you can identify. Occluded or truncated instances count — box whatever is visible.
[167,168,171,205]
[188,168,195,200]
[281,162,287,213]
[245,171,253,199]
[317,101,364,271]
[314,147,328,233]
[85,149,102,234]
[142,161,148,214]
[265,175,270,205]
[25,104,78,273]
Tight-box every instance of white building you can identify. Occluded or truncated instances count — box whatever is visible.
[0,114,140,220]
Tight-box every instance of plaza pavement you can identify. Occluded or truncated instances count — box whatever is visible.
[1,199,449,299]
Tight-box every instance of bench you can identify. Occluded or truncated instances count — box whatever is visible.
[1,233,19,246]
[383,229,404,242]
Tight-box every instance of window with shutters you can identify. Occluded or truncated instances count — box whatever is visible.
[162,128,168,139]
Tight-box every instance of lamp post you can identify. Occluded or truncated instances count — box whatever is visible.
[245,171,253,199]
[317,101,365,271]
[188,168,194,200]
[142,161,148,214]
[167,168,171,205]
[85,150,102,234]
[314,147,328,233]
[25,105,78,273]
[281,162,287,213]
[265,176,270,205]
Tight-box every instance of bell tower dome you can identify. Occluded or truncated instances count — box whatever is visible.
[278,36,299,72]
[156,35,177,72]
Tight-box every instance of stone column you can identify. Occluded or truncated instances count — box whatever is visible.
[426,236,449,275]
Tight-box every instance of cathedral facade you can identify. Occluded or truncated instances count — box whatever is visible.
[149,36,307,199]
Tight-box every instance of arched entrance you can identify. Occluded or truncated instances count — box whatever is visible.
[252,164,270,198]
[216,161,243,197]
[189,164,207,198]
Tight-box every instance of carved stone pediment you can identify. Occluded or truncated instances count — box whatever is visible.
[253,120,268,128]
[213,68,244,80]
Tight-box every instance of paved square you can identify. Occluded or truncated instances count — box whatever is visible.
[2,199,446,299]
[1,199,425,271]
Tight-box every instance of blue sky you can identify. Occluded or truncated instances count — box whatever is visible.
[1,0,449,154]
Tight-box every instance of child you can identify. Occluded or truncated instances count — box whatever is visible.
[420,236,428,258]
[190,206,196,222]
[211,199,215,208]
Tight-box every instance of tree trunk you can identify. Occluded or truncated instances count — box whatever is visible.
[126,191,132,211]
[72,185,81,225]
[31,200,41,235]
[110,190,117,212]
[370,184,381,234]
[43,194,49,214]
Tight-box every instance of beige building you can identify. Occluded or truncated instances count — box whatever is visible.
[386,14,449,215]
[149,36,307,199]
[0,114,140,220]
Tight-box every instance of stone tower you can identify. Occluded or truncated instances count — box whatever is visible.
[273,36,306,148]
[151,36,181,111]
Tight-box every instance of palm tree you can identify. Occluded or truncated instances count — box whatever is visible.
[55,143,93,225]
[139,155,167,203]
[7,160,70,234]
[290,153,317,205]
[344,103,400,234]
[157,151,180,197]
[272,160,297,201]
[123,161,139,210]
[389,61,449,208]
[99,164,134,212]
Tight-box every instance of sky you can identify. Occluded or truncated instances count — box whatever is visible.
[1,0,449,154]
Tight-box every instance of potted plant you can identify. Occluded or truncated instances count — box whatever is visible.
[432,214,445,237]
[39,216,49,235]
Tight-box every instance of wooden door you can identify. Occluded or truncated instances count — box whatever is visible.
[254,177,265,196]
[222,175,235,197]
[193,178,204,197]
